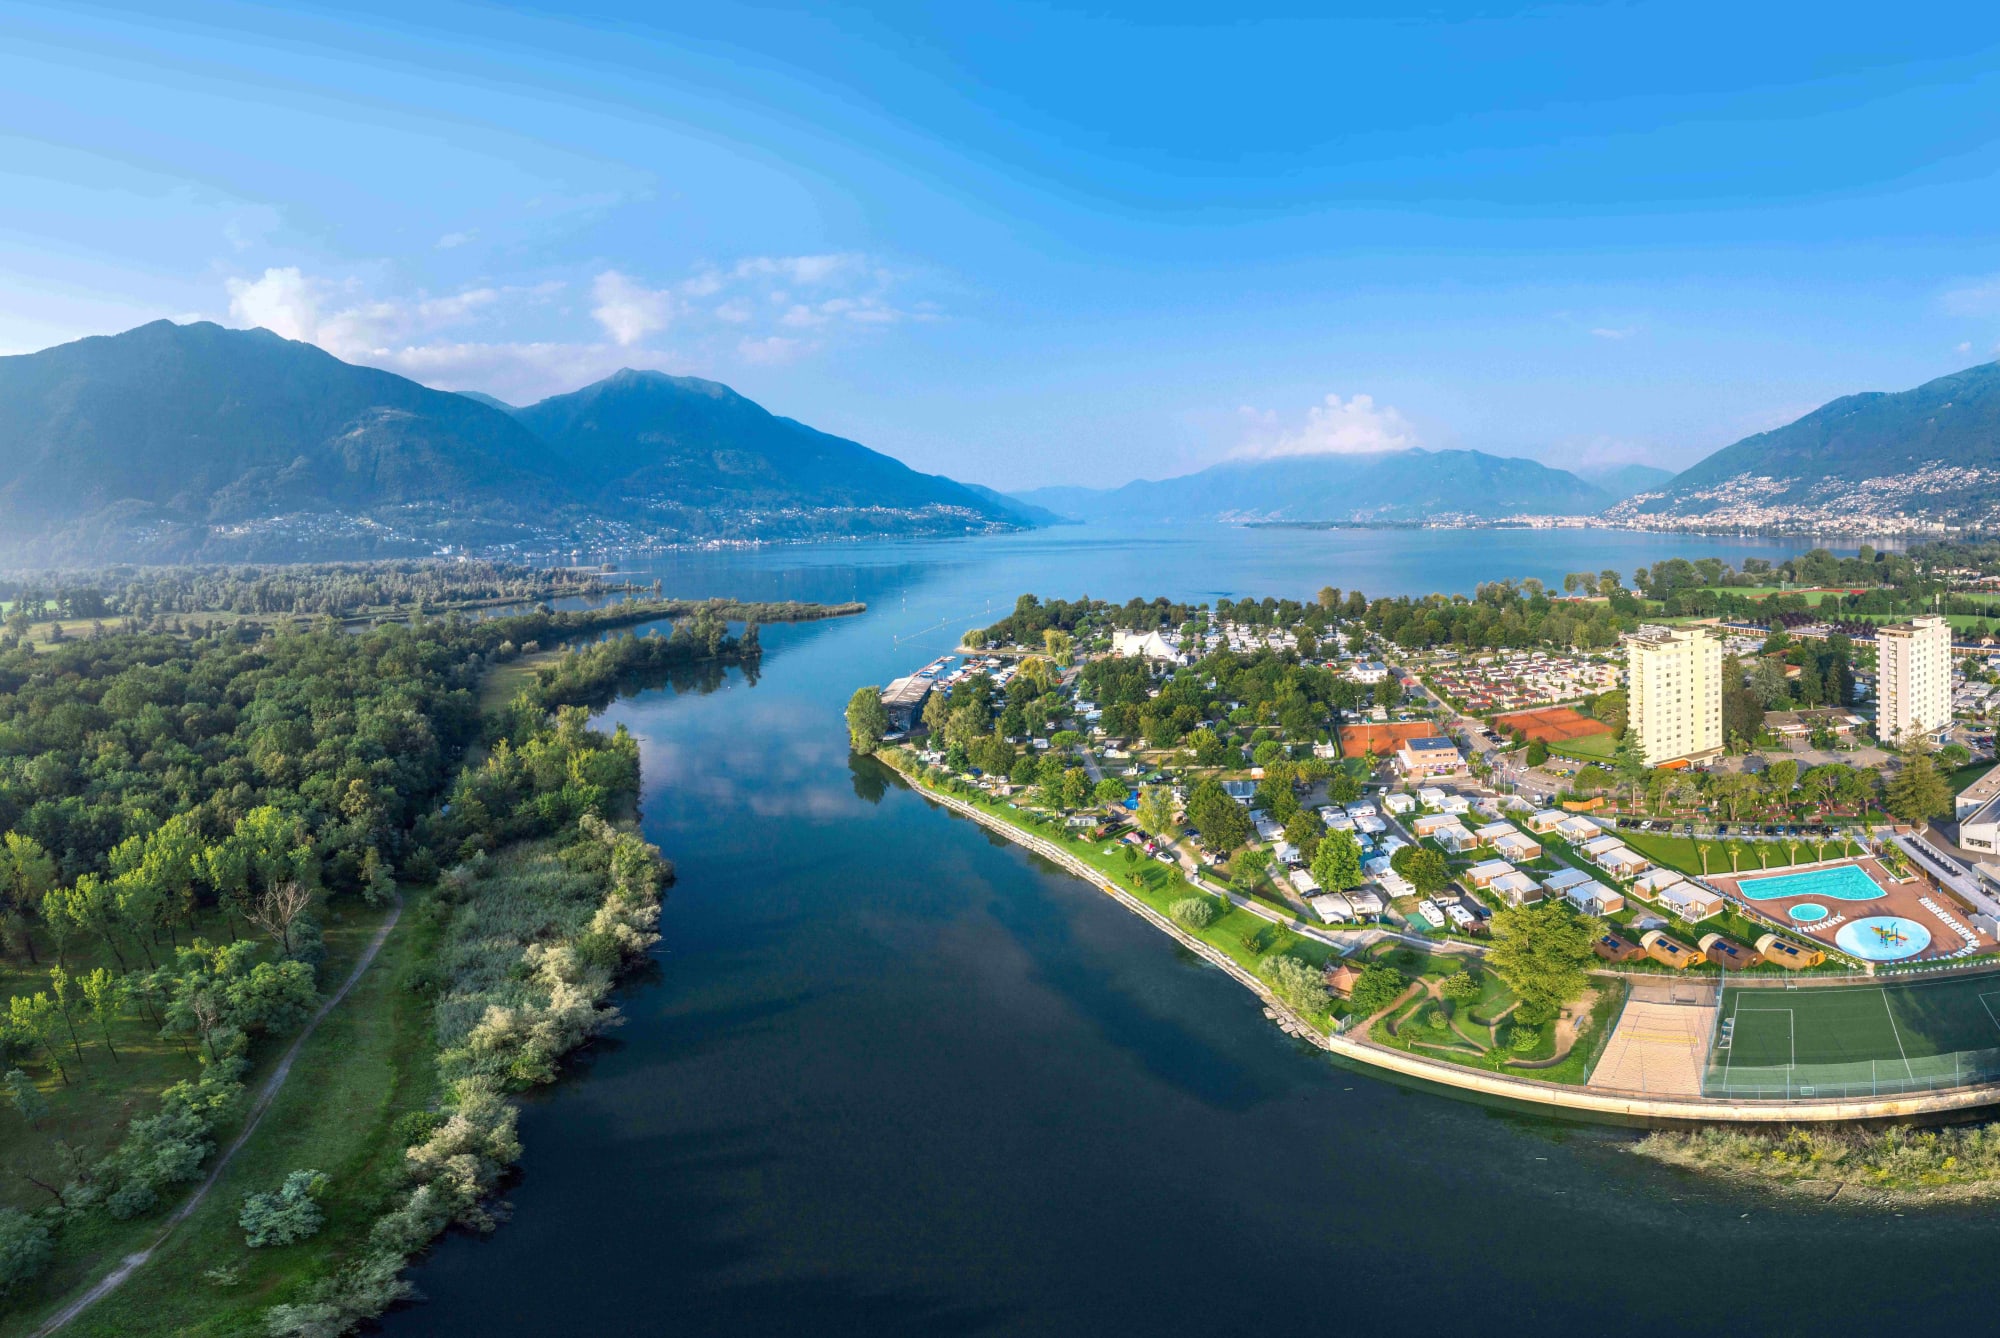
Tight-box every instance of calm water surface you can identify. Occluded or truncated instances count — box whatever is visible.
[385,525,1982,1338]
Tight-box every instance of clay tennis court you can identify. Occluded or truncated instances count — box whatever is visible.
[1493,706,1613,743]
[1337,722,1446,757]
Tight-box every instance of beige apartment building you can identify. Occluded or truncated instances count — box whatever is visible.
[1875,614,1952,746]
[1624,626,1723,766]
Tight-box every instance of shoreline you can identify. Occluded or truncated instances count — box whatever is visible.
[884,758,2000,1126]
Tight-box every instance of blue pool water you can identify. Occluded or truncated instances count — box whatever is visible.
[1788,902,1829,923]
[1738,864,1884,902]
[1836,916,1932,962]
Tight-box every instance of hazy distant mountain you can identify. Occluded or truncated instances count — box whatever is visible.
[1579,463,1675,500]
[1010,449,1614,524]
[959,482,1073,527]
[0,322,1024,563]
[1611,361,2000,527]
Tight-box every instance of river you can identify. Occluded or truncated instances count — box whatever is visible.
[382,524,1985,1338]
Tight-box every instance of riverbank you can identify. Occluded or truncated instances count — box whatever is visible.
[880,756,2000,1127]
[1633,1125,2000,1206]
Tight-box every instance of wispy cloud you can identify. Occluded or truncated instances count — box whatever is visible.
[1589,326,1634,340]
[1941,274,2000,318]
[435,230,474,250]
[218,250,932,401]
[1233,393,1417,458]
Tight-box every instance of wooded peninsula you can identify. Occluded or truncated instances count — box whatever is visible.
[0,564,860,1335]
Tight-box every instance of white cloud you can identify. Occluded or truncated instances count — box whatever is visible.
[1958,341,1974,355]
[436,231,474,250]
[1589,326,1634,340]
[225,267,325,343]
[1234,393,1417,458]
[218,249,929,401]
[1942,275,2000,317]
[591,270,675,345]
[737,335,802,365]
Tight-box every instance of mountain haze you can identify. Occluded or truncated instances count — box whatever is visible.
[0,322,1023,562]
[1013,449,1614,524]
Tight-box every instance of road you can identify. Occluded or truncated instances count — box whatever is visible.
[32,896,404,1338]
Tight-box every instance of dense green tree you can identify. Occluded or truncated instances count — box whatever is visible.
[845,686,888,755]
[1885,750,1952,824]
[1486,901,1600,1027]
[1311,830,1362,891]
[1186,780,1252,852]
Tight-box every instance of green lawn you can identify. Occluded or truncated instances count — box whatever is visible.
[1617,829,1858,880]
[1549,732,1615,761]
[1948,760,1999,794]
[23,899,438,1338]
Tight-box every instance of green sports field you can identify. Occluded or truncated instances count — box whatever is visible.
[1705,973,2000,1099]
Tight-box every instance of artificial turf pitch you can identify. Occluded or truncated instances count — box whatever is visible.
[1706,973,2000,1098]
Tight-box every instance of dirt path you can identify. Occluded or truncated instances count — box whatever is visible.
[31,897,404,1338]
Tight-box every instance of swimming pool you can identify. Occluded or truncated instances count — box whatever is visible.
[1835,915,1932,962]
[1737,864,1884,903]
[1788,902,1829,924]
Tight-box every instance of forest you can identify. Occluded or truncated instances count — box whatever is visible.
[0,571,857,1335]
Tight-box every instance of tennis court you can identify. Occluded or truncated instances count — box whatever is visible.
[1705,972,2000,1099]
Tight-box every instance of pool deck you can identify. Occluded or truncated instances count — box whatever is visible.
[1708,857,1984,963]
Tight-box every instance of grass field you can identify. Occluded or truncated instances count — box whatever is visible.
[1619,829,1859,879]
[1549,732,1615,760]
[1707,972,2000,1098]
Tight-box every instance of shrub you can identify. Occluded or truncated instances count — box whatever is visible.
[1347,962,1407,1017]
[240,1169,329,1248]
[1168,896,1217,930]
[1260,953,1332,1015]
[0,1208,52,1296]
[1509,1023,1543,1053]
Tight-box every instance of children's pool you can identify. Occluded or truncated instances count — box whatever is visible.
[1737,864,1884,903]
[1788,902,1829,924]
[1835,915,1932,962]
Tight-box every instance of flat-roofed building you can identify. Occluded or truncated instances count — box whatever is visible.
[1876,614,1952,746]
[1624,625,1723,765]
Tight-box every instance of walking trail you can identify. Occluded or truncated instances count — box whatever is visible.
[30,897,404,1338]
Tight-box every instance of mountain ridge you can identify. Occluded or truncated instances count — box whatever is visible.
[1610,360,2000,529]
[1012,448,1615,523]
[0,322,1022,562]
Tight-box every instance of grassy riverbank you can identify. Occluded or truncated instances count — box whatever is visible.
[1634,1124,2000,1203]
[18,900,437,1338]
[880,751,1345,1033]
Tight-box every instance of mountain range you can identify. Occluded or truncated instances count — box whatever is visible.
[0,321,1031,563]
[1607,360,2000,529]
[1013,449,1619,524]
[3,319,1995,565]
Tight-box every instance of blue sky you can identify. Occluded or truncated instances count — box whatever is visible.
[6,0,2000,489]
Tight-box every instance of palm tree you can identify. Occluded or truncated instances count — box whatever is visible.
[1697,842,1713,876]
[1784,839,1800,867]
[1729,845,1742,873]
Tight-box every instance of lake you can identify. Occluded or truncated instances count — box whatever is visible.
[382,524,1985,1338]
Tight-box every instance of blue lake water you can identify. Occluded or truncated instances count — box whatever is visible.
[380,523,1991,1338]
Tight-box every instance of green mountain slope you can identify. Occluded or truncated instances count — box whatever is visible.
[1011,449,1613,523]
[0,321,561,527]
[1622,361,2000,522]
[513,369,1002,517]
[0,322,1022,562]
